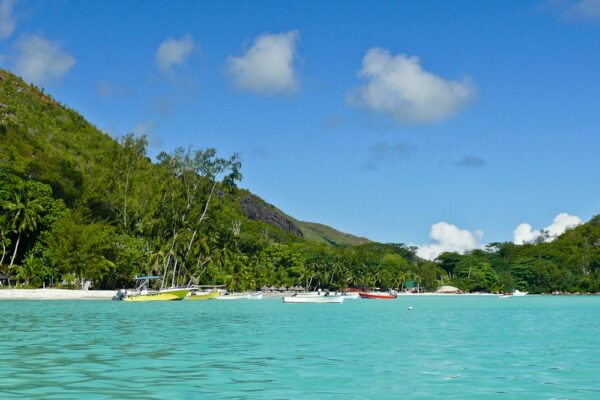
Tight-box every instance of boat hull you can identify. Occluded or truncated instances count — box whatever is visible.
[215,294,252,300]
[187,291,220,301]
[125,288,190,302]
[283,295,344,304]
[512,290,528,296]
[359,292,397,300]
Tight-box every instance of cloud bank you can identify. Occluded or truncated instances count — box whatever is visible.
[347,48,476,123]
[14,35,75,84]
[156,35,195,71]
[0,0,16,39]
[512,212,582,244]
[226,30,299,96]
[416,222,483,261]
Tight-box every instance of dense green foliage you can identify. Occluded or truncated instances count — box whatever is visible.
[1,68,599,293]
[434,220,600,294]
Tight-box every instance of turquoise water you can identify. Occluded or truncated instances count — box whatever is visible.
[1,296,599,399]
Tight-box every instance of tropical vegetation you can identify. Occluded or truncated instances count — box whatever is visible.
[1,68,599,293]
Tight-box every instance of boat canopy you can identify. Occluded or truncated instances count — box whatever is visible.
[135,275,162,280]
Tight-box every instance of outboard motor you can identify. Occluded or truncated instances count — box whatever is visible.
[112,289,127,301]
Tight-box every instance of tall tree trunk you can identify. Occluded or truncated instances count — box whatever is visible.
[0,242,6,266]
[9,232,21,270]
[172,258,179,288]
[161,252,172,290]
[123,171,129,230]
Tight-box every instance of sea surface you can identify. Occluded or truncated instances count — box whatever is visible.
[0,296,599,399]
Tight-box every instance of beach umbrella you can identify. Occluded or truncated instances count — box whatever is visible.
[278,286,287,291]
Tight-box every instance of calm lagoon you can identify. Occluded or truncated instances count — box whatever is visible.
[1,296,599,399]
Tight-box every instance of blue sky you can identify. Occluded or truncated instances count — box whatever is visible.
[1,0,599,257]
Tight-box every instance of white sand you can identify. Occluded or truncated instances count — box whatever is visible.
[0,289,115,300]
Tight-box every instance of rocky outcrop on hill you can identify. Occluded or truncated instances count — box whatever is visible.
[240,194,303,237]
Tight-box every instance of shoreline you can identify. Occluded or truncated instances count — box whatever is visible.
[0,289,597,300]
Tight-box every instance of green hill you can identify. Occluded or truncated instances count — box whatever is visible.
[295,221,370,246]
[0,68,367,246]
[2,67,599,294]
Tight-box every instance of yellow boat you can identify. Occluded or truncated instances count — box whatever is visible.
[115,276,190,302]
[125,287,190,302]
[187,291,220,300]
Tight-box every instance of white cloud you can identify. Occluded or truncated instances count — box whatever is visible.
[512,212,582,244]
[416,222,483,261]
[156,35,195,71]
[0,0,16,40]
[226,30,299,96]
[544,212,582,237]
[513,223,541,245]
[14,35,75,84]
[347,48,476,123]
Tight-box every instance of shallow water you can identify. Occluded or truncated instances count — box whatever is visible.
[0,296,599,399]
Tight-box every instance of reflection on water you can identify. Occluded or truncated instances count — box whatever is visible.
[1,297,599,399]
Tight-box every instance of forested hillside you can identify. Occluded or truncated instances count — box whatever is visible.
[1,68,599,293]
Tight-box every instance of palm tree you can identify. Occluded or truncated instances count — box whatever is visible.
[397,271,412,292]
[342,268,355,290]
[4,182,44,270]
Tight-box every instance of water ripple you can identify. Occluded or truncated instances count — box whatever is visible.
[0,297,599,398]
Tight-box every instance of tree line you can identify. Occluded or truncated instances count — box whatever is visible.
[1,135,599,293]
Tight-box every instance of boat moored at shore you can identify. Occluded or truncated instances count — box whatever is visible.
[499,289,529,298]
[358,291,398,300]
[215,292,263,300]
[113,276,189,302]
[187,291,220,300]
[283,295,344,304]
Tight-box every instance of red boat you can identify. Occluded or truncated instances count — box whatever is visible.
[359,292,398,299]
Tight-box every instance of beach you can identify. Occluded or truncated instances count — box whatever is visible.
[0,288,519,301]
[0,289,115,300]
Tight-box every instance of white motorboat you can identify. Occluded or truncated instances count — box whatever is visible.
[499,289,528,298]
[283,295,344,304]
[341,292,360,299]
[215,292,263,300]
[215,293,252,300]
